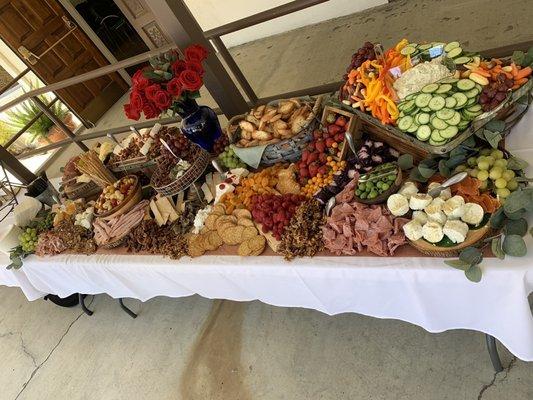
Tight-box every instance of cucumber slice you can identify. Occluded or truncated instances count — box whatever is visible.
[447,47,463,58]
[457,79,476,91]
[431,117,448,130]
[444,41,460,53]
[416,113,430,125]
[431,130,445,142]
[401,46,417,56]
[428,96,446,111]
[440,77,459,84]
[467,104,482,113]
[429,139,447,146]
[446,112,462,126]
[436,84,453,94]
[407,123,419,133]
[457,121,470,131]
[440,126,459,139]
[465,97,477,107]
[415,93,432,108]
[445,97,457,108]
[418,43,433,51]
[397,116,414,131]
[416,125,432,141]
[401,99,416,114]
[422,83,439,93]
[454,56,471,65]
[421,107,432,112]
[475,83,483,92]
[436,108,455,120]
[452,92,468,108]
[405,93,417,101]
[464,88,480,98]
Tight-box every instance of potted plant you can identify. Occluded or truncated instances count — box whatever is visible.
[5,96,75,146]
[123,44,222,152]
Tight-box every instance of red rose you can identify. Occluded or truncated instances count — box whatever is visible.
[144,84,161,101]
[185,44,208,62]
[124,103,140,120]
[132,69,149,90]
[179,70,203,91]
[186,61,204,76]
[153,90,172,110]
[166,78,183,97]
[171,60,187,77]
[129,90,144,110]
[143,102,160,119]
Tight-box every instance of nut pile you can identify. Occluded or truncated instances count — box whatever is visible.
[126,219,188,259]
[188,203,266,257]
[45,220,96,255]
[278,199,325,260]
[230,99,314,148]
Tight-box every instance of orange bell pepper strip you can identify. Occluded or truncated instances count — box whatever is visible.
[516,67,532,80]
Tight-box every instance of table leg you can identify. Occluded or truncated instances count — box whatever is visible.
[79,293,93,316]
[119,298,137,319]
[485,334,503,372]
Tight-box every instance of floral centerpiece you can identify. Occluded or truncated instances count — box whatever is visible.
[123,44,221,151]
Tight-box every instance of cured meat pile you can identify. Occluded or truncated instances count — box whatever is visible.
[323,201,408,257]
[93,200,149,246]
[35,231,67,257]
[36,221,96,256]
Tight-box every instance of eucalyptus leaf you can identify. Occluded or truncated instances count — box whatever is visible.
[507,157,529,171]
[398,154,414,170]
[418,165,437,179]
[503,190,530,214]
[444,259,469,271]
[465,265,482,283]
[515,177,533,182]
[485,119,506,132]
[490,207,506,229]
[459,247,482,265]
[491,237,505,260]
[445,155,466,169]
[502,234,527,257]
[483,130,503,149]
[462,136,477,148]
[438,160,451,177]
[409,168,428,182]
[504,218,528,236]
[505,208,526,220]
[512,50,526,66]
[449,147,467,158]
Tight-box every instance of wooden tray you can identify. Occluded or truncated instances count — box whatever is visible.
[320,105,358,161]
[94,175,142,221]
[409,223,491,257]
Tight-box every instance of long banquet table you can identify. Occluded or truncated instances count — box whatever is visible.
[1,109,533,362]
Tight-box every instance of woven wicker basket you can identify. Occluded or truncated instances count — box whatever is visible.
[63,181,102,201]
[226,96,323,165]
[151,145,210,197]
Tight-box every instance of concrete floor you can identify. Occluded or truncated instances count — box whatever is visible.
[1,285,532,400]
[3,0,533,399]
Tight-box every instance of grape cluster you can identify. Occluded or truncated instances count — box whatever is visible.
[479,73,514,112]
[345,42,375,76]
[457,148,518,199]
[19,228,38,253]
[218,146,245,169]
[213,135,229,156]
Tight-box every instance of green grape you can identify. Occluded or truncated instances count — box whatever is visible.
[494,178,507,189]
[496,188,511,198]
[477,161,489,171]
[480,148,492,156]
[502,170,515,181]
[494,159,507,169]
[506,179,518,191]
[468,168,479,178]
[455,165,467,173]
[484,156,495,166]
[491,149,504,160]
[467,157,477,167]
[477,170,489,181]
[489,167,502,180]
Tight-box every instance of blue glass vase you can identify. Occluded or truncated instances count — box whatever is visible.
[177,98,221,152]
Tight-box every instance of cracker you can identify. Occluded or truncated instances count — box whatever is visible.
[238,240,251,256]
[212,203,226,216]
[215,215,237,230]
[237,218,255,227]
[221,225,245,245]
[206,231,223,249]
[247,235,266,254]
[204,214,220,230]
[242,226,258,240]
[233,209,252,219]
[187,235,206,257]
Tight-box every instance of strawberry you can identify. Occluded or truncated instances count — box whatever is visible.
[335,116,347,127]
[315,140,326,153]
[327,124,342,135]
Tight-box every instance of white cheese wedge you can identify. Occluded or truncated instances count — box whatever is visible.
[427,211,447,225]
[139,138,154,156]
[412,211,428,225]
[157,196,178,223]
[150,199,165,226]
[205,173,214,196]
[461,203,484,226]
[212,172,222,189]
[201,183,214,203]
[403,220,423,241]
[424,197,445,215]
[149,123,162,138]
[398,181,419,199]
[387,193,410,216]
[422,221,444,243]
[443,220,469,244]
[409,193,433,210]
[443,195,465,219]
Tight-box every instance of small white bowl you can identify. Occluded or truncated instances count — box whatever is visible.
[0,224,22,255]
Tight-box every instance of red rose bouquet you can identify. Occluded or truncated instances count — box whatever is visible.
[123,44,208,120]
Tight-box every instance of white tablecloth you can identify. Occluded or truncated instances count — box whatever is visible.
[2,106,533,360]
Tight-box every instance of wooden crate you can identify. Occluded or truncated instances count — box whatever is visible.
[320,105,359,160]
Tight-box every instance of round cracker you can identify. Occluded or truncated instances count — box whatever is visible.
[247,235,266,253]
[221,225,245,245]
[238,240,251,256]
[207,231,223,249]
[215,215,237,230]
[212,203,226,215]
[242,226,258,240]
[237,218,255,227]
[204,214,220,230]
[233,209,252,219]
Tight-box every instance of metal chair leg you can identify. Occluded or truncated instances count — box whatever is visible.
[79,293,93,316]
[485,334,503,372]
[119,298,137,319]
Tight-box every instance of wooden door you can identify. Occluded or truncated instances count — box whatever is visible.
[0,0,129,124]
[114,0,170,49]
